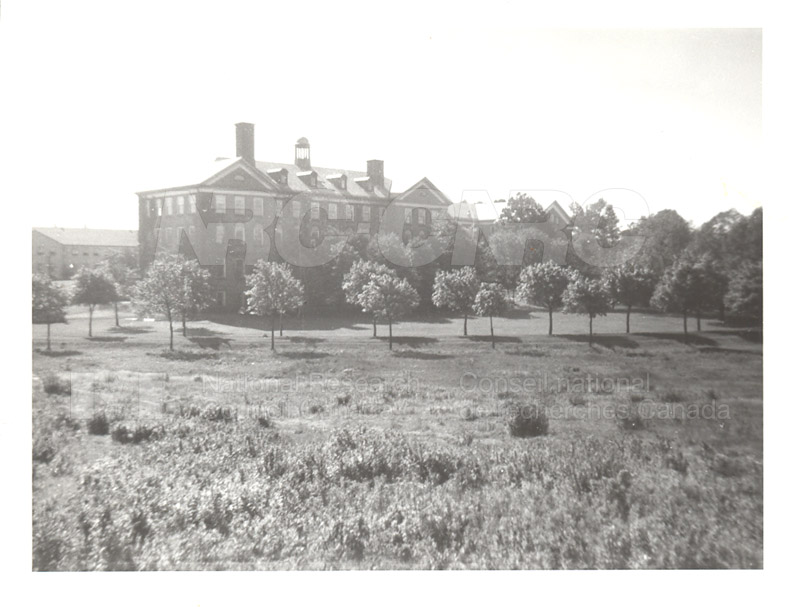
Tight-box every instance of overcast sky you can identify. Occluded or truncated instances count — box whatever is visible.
[3,2,761,230]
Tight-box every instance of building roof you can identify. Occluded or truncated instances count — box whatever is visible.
[33,227,138,247]
[254,160,393,201]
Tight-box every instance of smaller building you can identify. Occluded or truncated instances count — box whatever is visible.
[32,227,139,279]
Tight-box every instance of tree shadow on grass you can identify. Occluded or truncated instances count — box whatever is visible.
[391,350,453,360]
[288,336,325,345]
[505,347,546,358]
[561,335,639,349]
[108,326,153,334]
[640,332,718,347]
[697,346,763,356]
[35,349,82,357]
[466,335,522,344]
[86,336,127,343]
[187,337,233,350]
[377,336,438,348]
[186,327,230,337]
[278,350,329,360]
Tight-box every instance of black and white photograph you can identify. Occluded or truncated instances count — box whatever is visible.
[6,0,796,603]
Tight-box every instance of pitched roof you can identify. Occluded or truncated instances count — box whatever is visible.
[254,160,392,201]
[34,227,138,247]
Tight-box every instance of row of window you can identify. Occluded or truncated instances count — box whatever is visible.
[156,225,268,246]
[147,194,432,225]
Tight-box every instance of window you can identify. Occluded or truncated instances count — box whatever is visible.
[311,202,320,220]
[404,207,412,223]
[157,199,163,216]
[235,196,245,215]
[177,196,185,214]
[417,209,426,225]
[165,197,173,215]
[345,204,354,220]
[188,194,196,213]
[310,226,320,244]
[234,223,245,241]
[362,205,371,221]
[254,224,264,246]
[292,200,301,218]
[216,225,225,244]
[328,203,338,220]
[254,197,264,216]
[215,194,227,213]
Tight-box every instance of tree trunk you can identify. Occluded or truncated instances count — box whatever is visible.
[463,313,468,337]
[696,314,701,332]
[589,315,593,346]
[490,315,495,349]
[548,308,553,336]
[168,320,174,351]
[388,319,393,350]
[280,313,284,337]
[88,305,93,337]
[626,305,631,334]
[271,316,275,351]
[182,313,187,337]
[373,318,377,338]
[46,323,51,351]
[114,302,119,327]
[683,311,688,343]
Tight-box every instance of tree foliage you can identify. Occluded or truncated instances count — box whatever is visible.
[562,276,612,344]
[71,266,118,337]
[724,261,762,322]
[516,261,576,335]
[498,193,548,224]
[33,274,69,351]
[603,263,657,333]
[134,255,187,350]
[245,261,305,350]
[357,274,419,349]
[472,282,508,348]
[432,266,480,336]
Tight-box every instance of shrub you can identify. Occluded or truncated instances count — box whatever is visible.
[201,405,236,423]
[32,435,56,463]
[42,374,71,396]
[308,403,325,415]
[335,394,352,407]
[568,393,587,407]
[87,412,110,435]
[505,401,549,437]
[256,414,273,428]
[660,389,685,403]
[111,422,162,444]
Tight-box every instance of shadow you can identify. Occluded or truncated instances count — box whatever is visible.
[187,337,233,350]
[108,326,153,334]
[154,349,219,361]
[640,332,718,347]
[288,336,325,345]
[506,348,546,358]
[278,350,329,360]
[466,335,522,344]
[35,349,82,357]
[186,327,229,337]
[392,350,453,360]
[561,335,639,349]
[501,307,541,320]
[377,336,438,348]
[697,346,763,356]
[86,336,127,343]
[736,329,763,344]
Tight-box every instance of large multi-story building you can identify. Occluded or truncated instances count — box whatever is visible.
[32,227,138,279]
[136,123,453,310]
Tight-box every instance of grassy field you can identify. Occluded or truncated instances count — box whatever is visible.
[32,304,762,570]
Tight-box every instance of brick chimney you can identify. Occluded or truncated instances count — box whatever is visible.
[235,122,255,164]
[367,159,384,188]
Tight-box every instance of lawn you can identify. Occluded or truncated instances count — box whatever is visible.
[32,304,762,569]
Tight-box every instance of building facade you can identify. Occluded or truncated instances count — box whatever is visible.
[32,228,138,279]
[136,123,453,310]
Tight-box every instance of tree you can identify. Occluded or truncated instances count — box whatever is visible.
[498,193,548,224]
[357,274,419,350]
[33,274,69,351]
[563,276,612,346]
[570,198,621,248]
[515,261,575,336]
[178,260,214,336]
[472,282,507,349]
[101,250,140,327]
[693,255,728,330]
[724,261,762,323]
[244,261,304,350]
[628,209,693,275]
[432,266,480,336]
[71,266,117,337]
[603,263,657,333]
[343,259,398,337]
[134,255,185,350]
[650,256,703,338]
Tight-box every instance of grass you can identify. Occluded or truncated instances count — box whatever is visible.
[31,306,762,570]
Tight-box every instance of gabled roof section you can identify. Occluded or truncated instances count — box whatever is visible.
[391,177,452,207]
[545,200,571,224]
[136,157,241,195]
[254,161,393,201]
[34,228,138,247]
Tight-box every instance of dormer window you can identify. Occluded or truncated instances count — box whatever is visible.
[354,176,372,192]
[298,170,318,188]
[327,173,347,190]
[267,168,288,185]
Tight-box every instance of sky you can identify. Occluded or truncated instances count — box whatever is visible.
[2,2,762,230]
